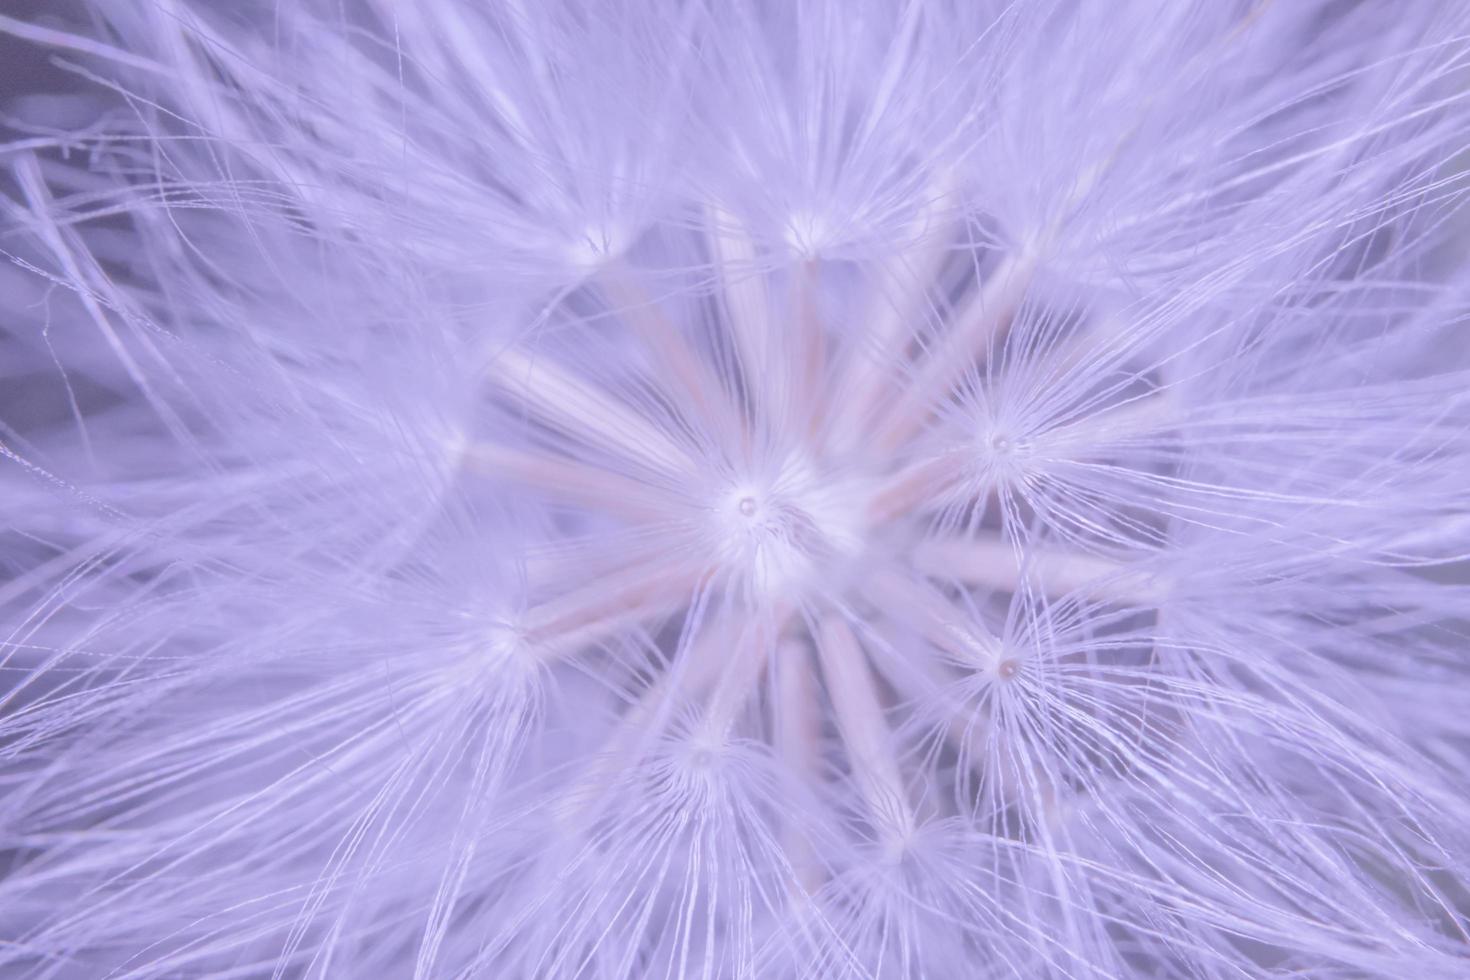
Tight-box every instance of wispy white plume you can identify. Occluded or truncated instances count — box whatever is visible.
[3,1,1470,977]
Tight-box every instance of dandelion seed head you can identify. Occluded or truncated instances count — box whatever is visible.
[4,1,1470,978]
